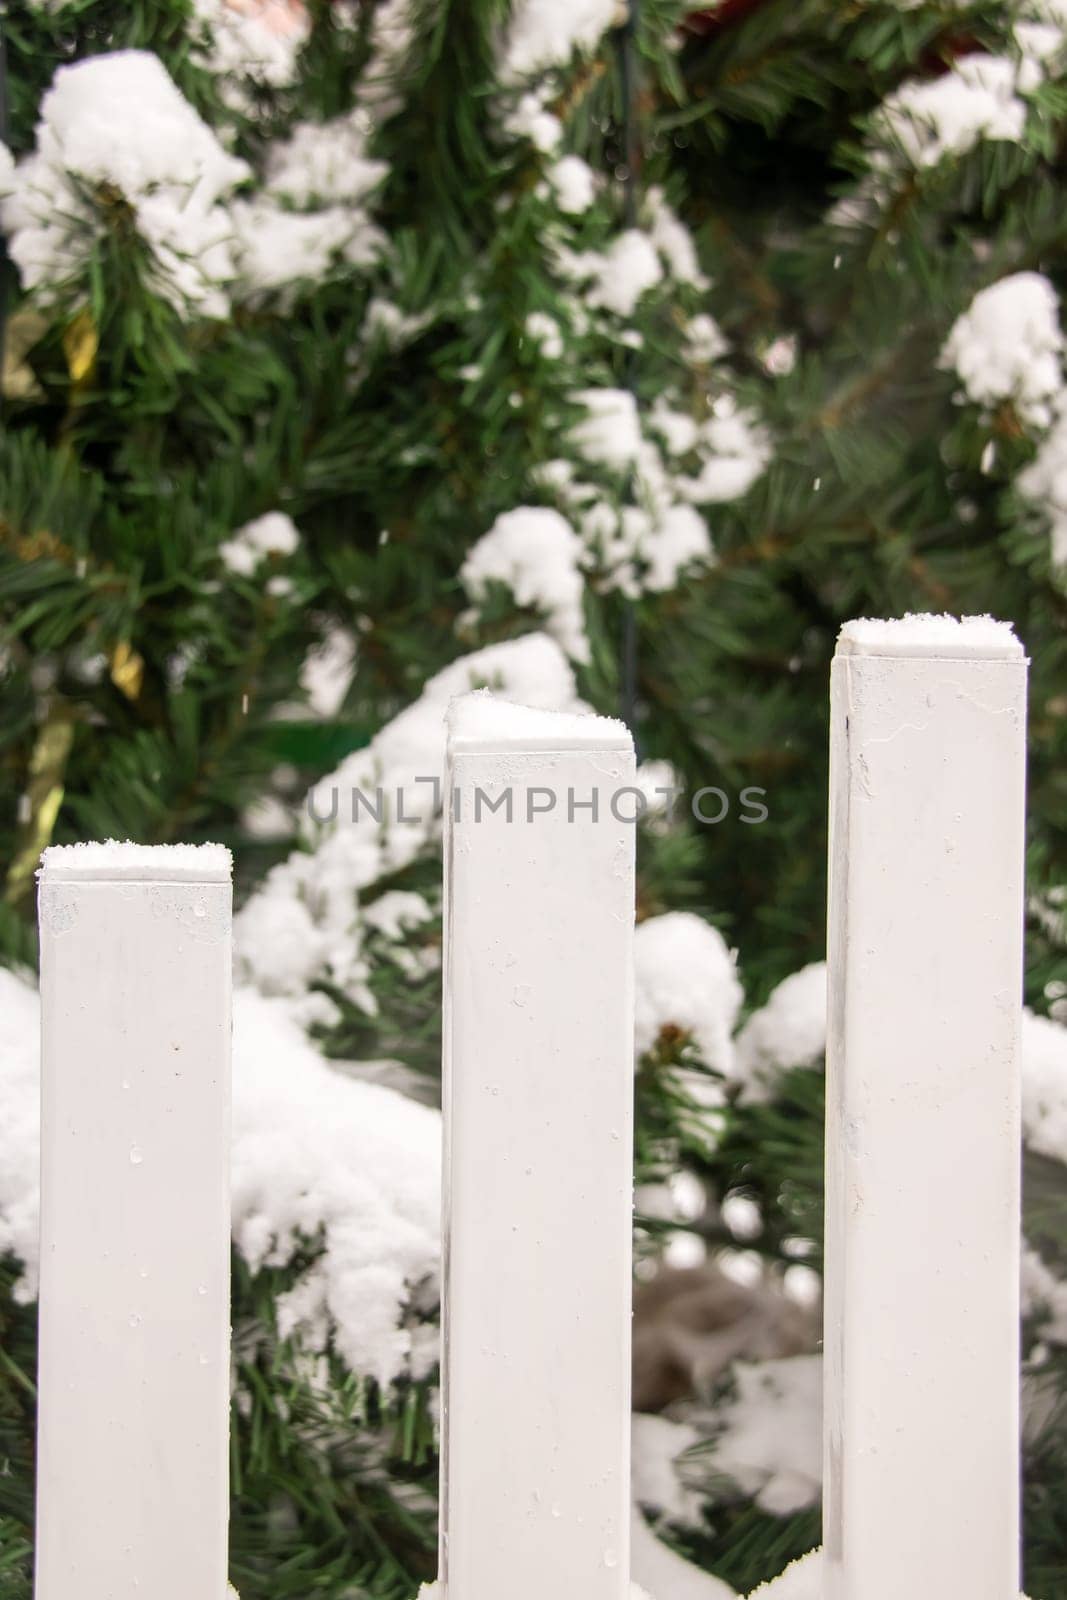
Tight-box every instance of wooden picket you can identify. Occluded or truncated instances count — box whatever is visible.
[35,845,232,1600]
[824,618,1026,1600]
[439,696,636,1600]
[31,618,1028,1600]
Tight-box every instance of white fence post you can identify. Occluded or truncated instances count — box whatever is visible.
[440,696,635,1600]
[824,618,1027,1600]
[35,843,232,1600]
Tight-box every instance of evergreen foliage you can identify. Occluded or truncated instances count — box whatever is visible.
[1,0,1065,1595]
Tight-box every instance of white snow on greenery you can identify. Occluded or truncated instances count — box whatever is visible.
[1022,1245,1067,1345]
[362,890,433,942]
[834,38,1060,233]
[1021,1009,1067,1163]
[634,912,742,1077]
[555,203,707,313]
[265,112,389,207]
[632,1412,706,1526]
[503,90,563,152]
[0,51,249,320]
[705,1355,822,1516]
[363,296,430,348]
[501,0,625,80]
[460,507,591,662]
[1018,395,1067,566]
[234,634,589,1001]
[1,48,390,319]
[219,510,300,576]
[0,970,440,1387]
[232,989,439,1385]
[299,625,358,719]
[732,963,828,1102]
[231,196,385,300]
[560,229,665,318]
[644,186,710,291]
[649,399,700,457]
[350,0,416,118]
[547,154,597,214]
[570,387,644,469]
[582,500,714,598]
[525,310,565,360]
[0,969,43,1285]
[190,0,310,109]
[686,312,729,366]
[875,53,1029,170]
[565,388,742,596]
[940,272,1064,429]
[674,396,772,505]
[228,107,388,301]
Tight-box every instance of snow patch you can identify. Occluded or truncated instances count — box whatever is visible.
[38,841,231,882]
[460,507,590,662]
[732,964,827,1101]
[502,0,623,79]
[837,612,1023,658]
[447,689,630,750]
[1,51,249,319]
[940,273,1064,429]
[634,912,742,1078]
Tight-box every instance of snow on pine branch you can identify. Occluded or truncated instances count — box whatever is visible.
[458,387,761,648]
[0,51,250,320]
[522,382,767,603]
[831,17,1066,231]
[940,272,1065,429]
[218,510,301,575]
[234,635,590,1001]
[0,968,440,1387]
[938,270,1067,565]
[875,54,1030,169]
[190,0,311,113]
[1018,398,1067,566]
[0,50,390,319]
[634,913,742,1082]
[459,508,591,662]
[501,0,626,80]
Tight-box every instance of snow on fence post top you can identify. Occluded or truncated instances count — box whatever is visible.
[835,610,1024,658]
[439,692,635,1600]
[39,838,233,880]
[35,841,232,1600]
[824,614,1027,1600]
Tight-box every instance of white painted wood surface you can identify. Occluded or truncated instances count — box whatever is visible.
[441,699,636,1600]
[824,620,1027,1600]
[35,845,232,1600]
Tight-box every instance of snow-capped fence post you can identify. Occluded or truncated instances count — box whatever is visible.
[35,844,233,1600]
[824,618,1027,1600]
[440,696,636,1600]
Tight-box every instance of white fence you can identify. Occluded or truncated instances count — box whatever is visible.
[32,616,1028,1600]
